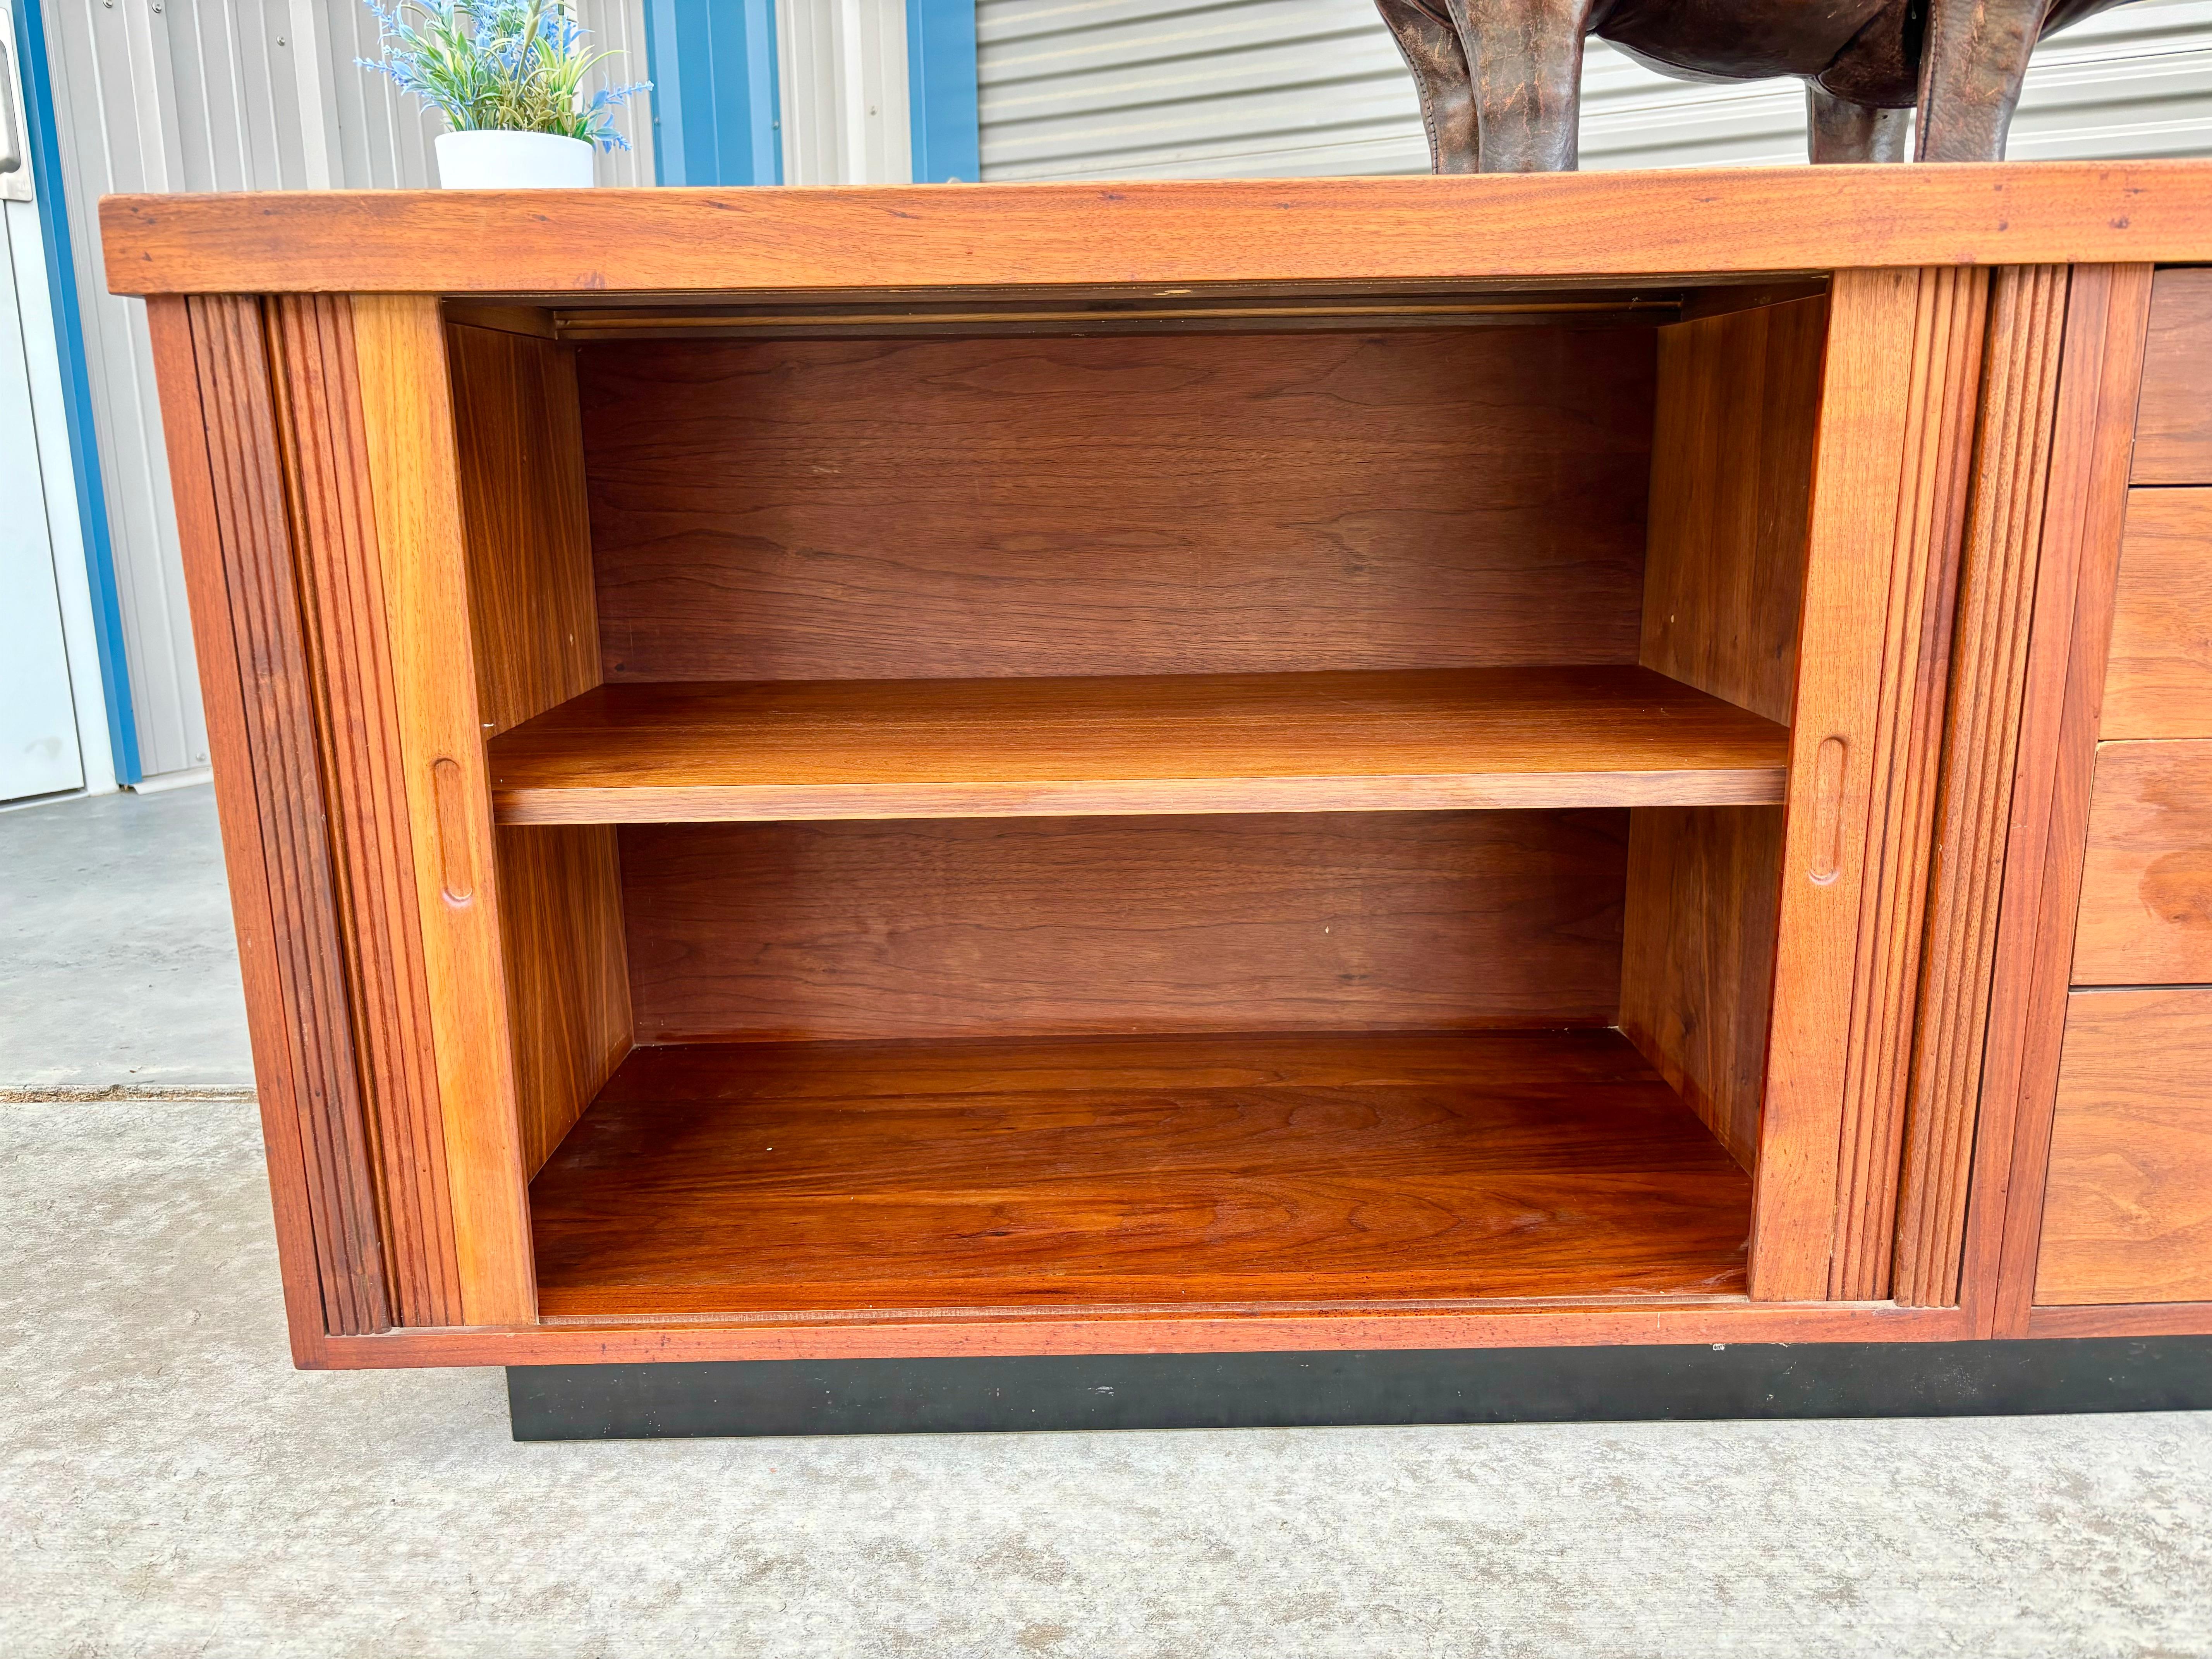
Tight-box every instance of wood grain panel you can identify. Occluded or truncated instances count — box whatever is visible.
[2132,268,2212,484]
[1620,807,1784,1173]
[445,322,600,737]
[322,1300,1976,1368]
[442,301,558,340]
[620,811,1628,1044]
[487,667,1788,824]
[1624,292,1831,1195]
[445,319,631,1182]
[2036,989,2212,1305]
[582,328,1654,683]
[497,826,632,1178]
[351,295,535,1326]
[2073,740,2212,984]
[2101,488,2212,740]
[97,164,2212,295]
[1894,267,2071,1309]
[2026,1301,2212,1339]
[1747,268,1987,1302]
[148,296,333,1363]
[264,295,460,1328]
[1827,267,1990,1299]
[1640,292,1827,724]
[1958,268,2155,1338]
[530,1030,1750,1316]
[551,294,1683,342]
[172,296,391,1337]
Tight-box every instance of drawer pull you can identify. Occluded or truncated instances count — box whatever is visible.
[432,757,475,904]
[1809,735,1848,886]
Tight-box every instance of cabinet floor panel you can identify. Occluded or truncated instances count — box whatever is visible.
[487,666,1789,824]
[529,1029,1752,1317]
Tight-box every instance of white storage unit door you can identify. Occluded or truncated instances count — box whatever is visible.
[0,204,84,803]
[977,0,2212,180]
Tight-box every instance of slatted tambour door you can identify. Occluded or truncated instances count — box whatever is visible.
[976,0,2212,182]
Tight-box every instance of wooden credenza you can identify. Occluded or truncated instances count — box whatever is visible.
[101,167,2212,1376]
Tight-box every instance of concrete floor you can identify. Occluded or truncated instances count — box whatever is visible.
[4,787,2212,1655]
[1,785,251,1093]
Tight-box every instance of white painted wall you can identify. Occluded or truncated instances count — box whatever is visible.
[977,0,2212,180]
[38,0,653,783]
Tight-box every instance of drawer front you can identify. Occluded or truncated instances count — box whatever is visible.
[2037,989,2212,1305]
[2135,269,2212,485]
[2103,490,2212,740]
[2073,740,2212,986]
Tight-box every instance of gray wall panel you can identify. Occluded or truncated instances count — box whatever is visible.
[44,0,203,780]
[41,0,652,782]
[979,0,2212,179]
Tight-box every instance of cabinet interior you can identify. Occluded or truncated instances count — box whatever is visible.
[441,280,1831,1321]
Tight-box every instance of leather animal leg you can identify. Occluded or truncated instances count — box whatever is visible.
[1446,0,1595,172]
[1807,84,1913,161]
[1915,0,2051,160]
[1377,0,1480,172]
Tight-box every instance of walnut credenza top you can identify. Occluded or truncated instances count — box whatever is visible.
[100,162,2212,298]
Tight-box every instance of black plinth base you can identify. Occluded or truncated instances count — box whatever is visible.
[507,1337,2212,1440]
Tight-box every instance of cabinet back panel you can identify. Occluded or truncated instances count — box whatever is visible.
[621,811,1628,1043]
[580,328,1655,683]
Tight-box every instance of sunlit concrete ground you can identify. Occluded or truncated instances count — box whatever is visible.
[1,785,250,1093]
[3,786,2209,1656]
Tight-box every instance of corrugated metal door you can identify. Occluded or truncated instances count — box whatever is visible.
[778,0,914,185]
[978,0,2212,180]
[979,0,1419,179]
[40,0,652,784]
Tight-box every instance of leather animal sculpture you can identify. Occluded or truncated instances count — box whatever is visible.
[1377,0,2138,170]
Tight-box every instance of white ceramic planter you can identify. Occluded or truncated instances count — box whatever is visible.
[434,130,595,189]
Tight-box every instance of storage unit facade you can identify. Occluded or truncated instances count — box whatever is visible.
[101,167,2212,1368]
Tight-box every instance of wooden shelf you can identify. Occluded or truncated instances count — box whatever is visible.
[528,1029,1752,1318]
[487,666,1788,824]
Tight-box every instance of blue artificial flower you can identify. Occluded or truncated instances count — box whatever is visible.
[356,0,648,149]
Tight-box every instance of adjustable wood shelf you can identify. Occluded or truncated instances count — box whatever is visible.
[106,166,2212,1383]
[485,666,1790,823]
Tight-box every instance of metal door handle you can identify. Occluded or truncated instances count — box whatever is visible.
[0,38,23,179]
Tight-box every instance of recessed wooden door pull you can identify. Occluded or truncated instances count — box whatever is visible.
[1809,736,1848,886]
[432,757,475,904]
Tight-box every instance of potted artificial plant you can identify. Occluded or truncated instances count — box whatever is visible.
[361,1,646,189]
